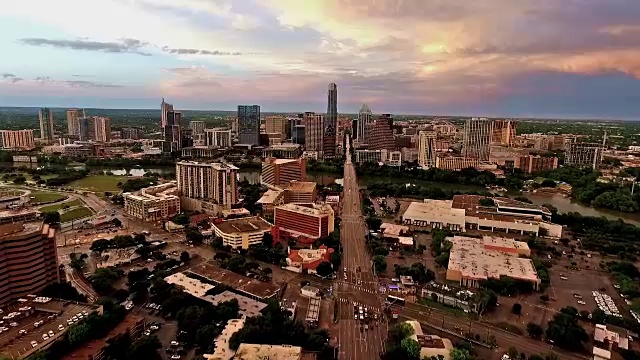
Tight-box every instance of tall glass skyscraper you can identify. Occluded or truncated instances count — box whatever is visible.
[39,107,54,141]
[323,83,338,158]
[238,105,261,146]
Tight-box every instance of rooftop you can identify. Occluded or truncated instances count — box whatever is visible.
[305,296,320,322]
[402,200,465,224]
[233,344,303,360]
[447,235,540,284]
[164,273,215,298]
[62,315,144,360]
[176,161,239,170]
[0,222,45,239]
[188,262,280,300]
[257,189,284,204]
[202,291,267,318]
[380,223,410,237]
[276,203,333,216]
[0,207,39,218]
[263,158,302,165]
[283,181,317,192]
[213,216,272,235]
[266,144,301,150]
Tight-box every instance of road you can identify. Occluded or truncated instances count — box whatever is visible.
[336,137,387,360]
[394,302,590,360]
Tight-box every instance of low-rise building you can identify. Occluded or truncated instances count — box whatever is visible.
[282,181,317,203]
[274,203,334,243]
[188,262,282,302]
[404,320,453,360]
[181,146,220,158]
[123,181,180,222]
[164,273,215,298]
[263,144,302,159]
[62,315,144,360]
[232,344,302,360]
[211,216,272,249]
[445,235,540,290]
[203,318,245,360]
[518,155,559,174]
[257,189,285,216]
[286,245,334,274]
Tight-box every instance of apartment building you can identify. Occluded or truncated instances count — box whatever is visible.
[303,112,324,153]
[274,203,334,241]
[417,131,437,168]
[261,158,306,188]
[123,181,180,222]
[0,130,35,150]
[176,161,238,206]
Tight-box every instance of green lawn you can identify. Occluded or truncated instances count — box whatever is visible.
[30,191,67,203]
[39,199,83,213]
[67,175,127,192]
[60,206,94,223]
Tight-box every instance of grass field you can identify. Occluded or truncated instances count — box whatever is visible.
[39,199,83,213]
[67,175,127,192]
[30,191,67,203]
[60,206,94,223]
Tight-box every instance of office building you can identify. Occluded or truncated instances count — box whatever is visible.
[0,130,35,150]
[357,104,372,142]
[324,83,338,158]
[121,127,144,140]
[66,108,82,136]
[446,235,540,290]
[265,115,289,139]
[492,119,516,146]
[189,120,206,135]
[39,107,55,141]
[161,98,174,128]
[263,144,302,159]
[238,105,260,146]
[462,117,492,161]
[293,124,306,146]
[274,203,334,241]
[417,131,437,168]
[204,128,232,148]
[211,216,272,249]
[368,115,395,151]
[93,116,112,142]
[356,149,388,164]
[62,316,145,360]
[261,158,306,188]
[518,155,559,174]
[163,111,183,151]
[565,142,602,169]
[283,181,317,203]
[302,112,324,153]
[176,161,238,206]
[123,181,180,222]
[0,222,59,306]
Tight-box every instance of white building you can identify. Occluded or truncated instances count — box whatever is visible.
[123,181,180,222]
[212,216,272,249]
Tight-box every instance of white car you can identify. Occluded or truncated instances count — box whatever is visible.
[9,322,18,327]
[42,334,49,341]
[577,300,587,305]
[30,341,38,348]
[58,325,65,331]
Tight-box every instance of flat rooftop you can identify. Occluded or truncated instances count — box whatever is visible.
[0,298,101,359]
[402,200,465,224]
[447,236,540,284]
[187,262,280,300]
[176,161,239,170]
[202,291,267,318]
[284,181,316,192]
[233,344,302,360]
[165,273,215,298]
[305,296,320,322]
[0,222,43,238]
[276,203,332,216]
[62,315,143,360]
[0,208,39,218]
[213,216,272,235]
[257,189,283,204]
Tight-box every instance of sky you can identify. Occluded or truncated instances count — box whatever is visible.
[1,0,640,119]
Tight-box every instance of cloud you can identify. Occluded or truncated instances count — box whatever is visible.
[64,80,124,88]
[1,73,23,83]
[19,37,152,56]
[2,73,16,79]
[161,46,241,56]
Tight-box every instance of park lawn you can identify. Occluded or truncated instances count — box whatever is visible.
[39,199,83,213]
[60,206,94,223]
[67,175,127,192]
[30,191,67,203]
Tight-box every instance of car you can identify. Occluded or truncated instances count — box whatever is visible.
[48,330,54,336]
[67,319,73,325]
[42,334,49,341]
[143,330,151,336]
[171,356,181,360]
[58,325,65,331]
[9,322,18,327]
[30,341,38,348]
[354,314,358,320]
[150,325,159,331]
[82,310,88,316]
[19,329,27,335]
[577,300,587,305]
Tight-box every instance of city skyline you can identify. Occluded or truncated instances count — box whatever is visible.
[1,0,640,119]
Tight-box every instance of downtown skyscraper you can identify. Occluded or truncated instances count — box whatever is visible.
[357,104,372,143]
[462,117,492,161]
[238,105,260,146]
[39,107,54,141]
[323,83,337,158]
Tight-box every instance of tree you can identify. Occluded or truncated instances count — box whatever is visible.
[171,213,190,225]
[479,198,495,206]
[180,251,190,263]
[373,255,387,273]
[526,322,544,339]
[315,262,333,277]
[127,335,163,360]
[330,251,341,269]
[541,179,557,188]
[112,218,122,227]
[185,227,203,244]
[508,347,519,359]
[400,338,421,360]
[365,216,382,231]
[262,232,274,247]
[450,348,472,360]
[512,303,523,316]
[546,307,588,351]
[540,294,550,303]
[42,211,61,225]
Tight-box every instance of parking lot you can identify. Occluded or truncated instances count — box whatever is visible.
[0,301,96,358]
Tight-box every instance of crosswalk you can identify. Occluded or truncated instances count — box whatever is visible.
[337,298,381,311]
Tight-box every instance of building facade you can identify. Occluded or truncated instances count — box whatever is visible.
[417,131,437,168]
[93,116,112,142]
[238,105,260,146]
[39,107,55,141]
[0,222,59,306]
[323,83,338,158]
[265,116,288,138]
[0,130,35,150]
[261,158,306,188]
[462,117,492,161]
[368,115,395,151]
[204,128,232,148]
[66,108,82,136]
[491,119,516,146]
[274,203,334,240]
[121,127,144,140]
[212,216,272,249]
[161,98,174,128]
[565,142,602,169]
[123,182,181,222]
[303,112,324,153]
[357,104,372,143]
[176,161,238,206]
[518,155,559,174]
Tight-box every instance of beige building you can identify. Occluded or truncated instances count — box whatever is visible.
[264,115,288,138]
[0,130,35,150]
[283,181,317,203]
[123,181,180,222]
[261,158,306,188]
[92,116,112,142]
[405,321,453,360]
[257,189,285,216]
[66,108,82,136]
[445,235,540,290]
[491,119,516,146]
[204,128,232,148]
[212,216,272,249]
[418,131,437,168]
[462,117,492,161]
[435,156,481,171]
[176,161,238,207]
[302,112,324,152]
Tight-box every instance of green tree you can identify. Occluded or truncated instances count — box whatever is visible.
[127,335,163,360]
[512,303,522,315]
[526,322,544,339]
[180,251,190,263]
[450,348,472,360]
[400,338,421,360]
[185,227,204,244]
[373,255,387,273]
[315,262,333,277]
[546,307,588,351]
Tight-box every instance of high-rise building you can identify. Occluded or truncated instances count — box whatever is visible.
[79,117,91,141]
[161,98,174,128]
[303,112,324,152]
[565,142,602,169]
[66,108,82,136]
[324,83,338,158]
[274,203,334,241]
[265,116,288,138]
[0,130,35,150]
[492,119,517,146]
[418,131,437,168]
[39,108,55,141]
[238,105,260,146]
[93,116,112,142]
[293,125,306,146]
[190,121,206,135]
[204,128,232,148]
[0,222,59,306]
[176,161,238,206]
[163,111,183,151]
[357,104,372,142]
[121,127,144,140]
[518,155,559,174]
[261,158,306,188]
[368,115,395,151]
[462,117,492,161]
